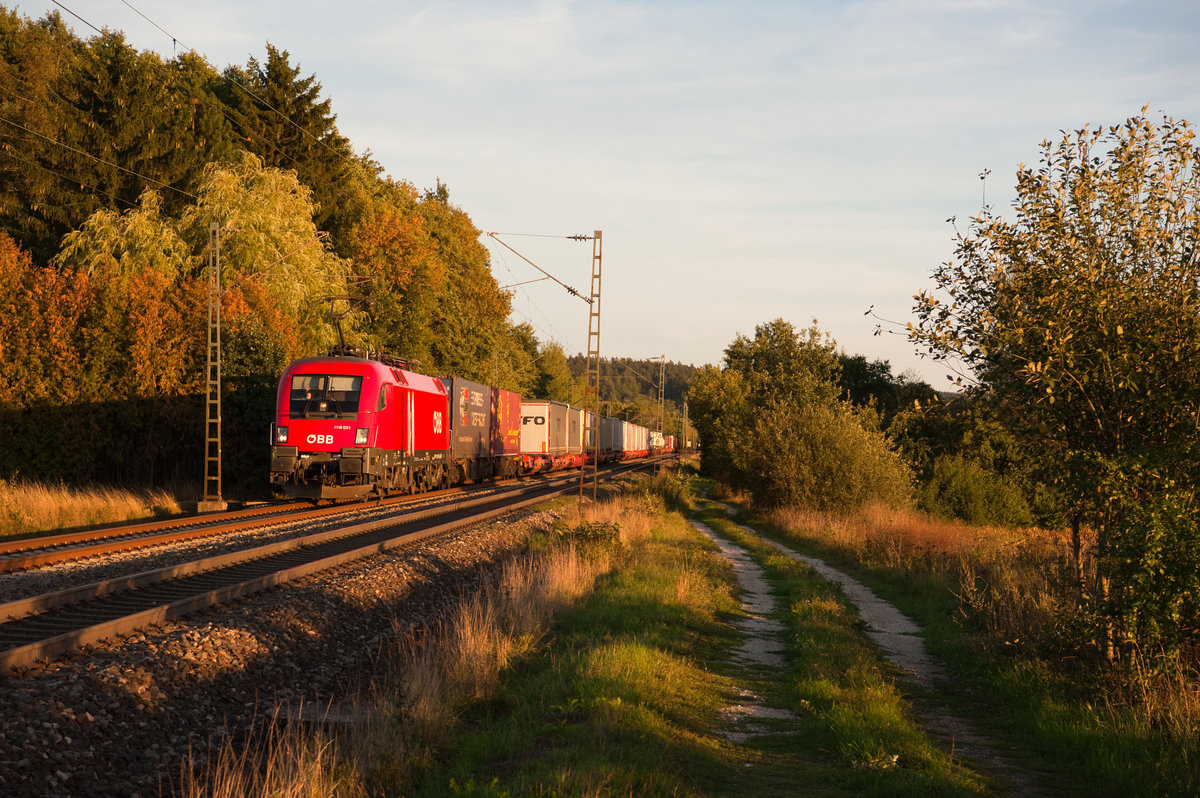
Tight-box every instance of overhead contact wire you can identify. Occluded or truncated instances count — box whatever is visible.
[0,112,198,200]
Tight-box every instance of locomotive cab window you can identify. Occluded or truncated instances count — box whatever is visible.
[289,375,363,418]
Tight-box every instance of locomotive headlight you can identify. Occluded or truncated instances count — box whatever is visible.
[355,427,369,445]
[275,426,289,445]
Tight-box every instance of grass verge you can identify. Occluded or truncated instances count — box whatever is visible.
[185,471,1002,795]
[689,499,989,797]
[395,476,988,796]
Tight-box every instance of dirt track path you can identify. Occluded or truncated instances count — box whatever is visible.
[700,505,1052,795]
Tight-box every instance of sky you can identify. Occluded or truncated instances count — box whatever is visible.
[12,0,1200,386]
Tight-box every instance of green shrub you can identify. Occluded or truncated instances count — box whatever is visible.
[637,467,695,513]
[1108,479,1200,657]
[553,519,624,559]
[740,400,912,512]
[916,454,1032,527]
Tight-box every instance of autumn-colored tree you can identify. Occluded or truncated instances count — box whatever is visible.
[418,183,516,381]
[54,190,199,399]
[0,13,575,489]
[0,233,91,405]
[344,177,443,359]
[912,111,1200,657]
[180,153,348,374]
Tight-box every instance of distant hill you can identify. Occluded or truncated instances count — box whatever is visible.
[567,356,699,406]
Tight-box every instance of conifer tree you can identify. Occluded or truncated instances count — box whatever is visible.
[0,9,91,263]
[219,44,362,241]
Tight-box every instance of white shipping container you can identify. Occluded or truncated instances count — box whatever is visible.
[567,406,584,454]
[582,410,597,451]
[520,400,569,455]
[624,422,647,454]
[599,416,619,459]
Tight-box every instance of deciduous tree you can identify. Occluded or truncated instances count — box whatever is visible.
[343,177,443,360]
[0,233,90,405]
[690,318,910,509]
[912,110,1200,657]
[418,182,515,381]
[180,152,348,374]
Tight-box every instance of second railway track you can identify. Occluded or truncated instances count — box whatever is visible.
[0,464,646,672]
[0,487,481,574]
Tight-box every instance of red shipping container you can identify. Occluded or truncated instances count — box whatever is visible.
[491,388,522,455]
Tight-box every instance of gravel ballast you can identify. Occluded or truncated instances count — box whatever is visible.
[0,508,553,797]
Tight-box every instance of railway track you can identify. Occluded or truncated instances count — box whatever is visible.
[0,486,479,574]
[0,463,648,672]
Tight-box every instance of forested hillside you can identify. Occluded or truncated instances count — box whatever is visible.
[562,355,698,443]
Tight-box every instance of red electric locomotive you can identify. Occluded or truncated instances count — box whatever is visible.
[269,354,450,500]
[269,348,660,501]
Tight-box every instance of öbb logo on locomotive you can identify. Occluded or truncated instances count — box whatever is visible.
[269,351,672,501]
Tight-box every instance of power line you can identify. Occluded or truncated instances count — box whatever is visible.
[118,0,178,52]
[507,306,564,351]
[492,246,556,335]
[490,245,573,348]
[142,57,316,184]
[0,110,198,200]
[0,64,292,225]
[0,145,140,211]
[489,231,595,240]
[114,0,357,170]
[35,0,358,212]
[50,0,102,35]
[487,231,589,303]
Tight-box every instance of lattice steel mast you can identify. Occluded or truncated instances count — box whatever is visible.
[200,221,226,512]
[581,231,602,502]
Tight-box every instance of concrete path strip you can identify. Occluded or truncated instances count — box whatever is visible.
[688,519,799,741]
[743,524,947,689]
[705,506,1048,795]
[688,519,788,671]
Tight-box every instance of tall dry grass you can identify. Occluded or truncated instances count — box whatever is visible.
[0,478,181,537]
[394,493,662,740]
[397,541,614,742]
[177,714,363,798]
[768,502,1081,651]
[183,492,660,797]
[767,501,1200,761]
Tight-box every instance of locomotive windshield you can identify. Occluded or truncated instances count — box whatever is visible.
[288,374,363,418]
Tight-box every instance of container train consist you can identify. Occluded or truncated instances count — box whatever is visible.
[269,351,675,501]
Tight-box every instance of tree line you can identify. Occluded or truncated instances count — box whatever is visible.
[0,8,595,488]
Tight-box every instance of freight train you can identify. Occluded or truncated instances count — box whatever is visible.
[268,351,673,501]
